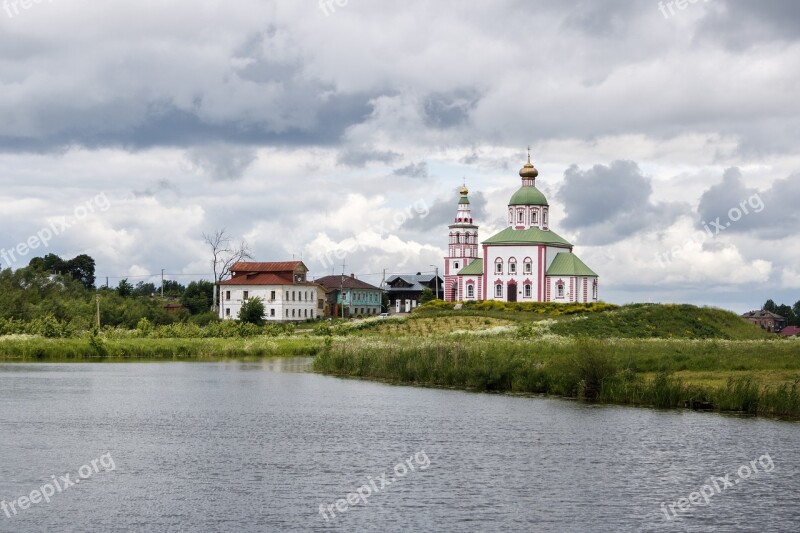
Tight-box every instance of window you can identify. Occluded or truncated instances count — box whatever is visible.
[270,290,276,301]
[592,281,598,300]
[225,290,231,300]
[454,262,460,270]
[292,291,295,301]
[270,309,275,317]
[532,211,538,224]
[225,308,230,317]
[495,284,502,298]
[285,291,289,300]
[524,260,532,274]
[524,284,531,298]
[544,212,548,226]
[509,259,517,274]
[467,285,474,298]
[304,309,308,318]
[495,259,503,274]
[292,309,295,317]
[243,291,249,300]
[557,284,564,298]
[518,211,524,223]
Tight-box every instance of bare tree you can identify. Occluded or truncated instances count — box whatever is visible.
[203,229,254,312]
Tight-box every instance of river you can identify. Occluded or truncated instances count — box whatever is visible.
[1,360,798,532]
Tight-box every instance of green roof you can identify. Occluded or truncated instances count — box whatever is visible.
[509,185,548,206]
[457,258,484,275]
[458,196,470,205]
[483,227,572,246]
[546,252,597,277]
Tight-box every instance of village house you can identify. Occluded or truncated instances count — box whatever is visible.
[385,273,444,313]
[218,261,324,322]
[741,310,788,333]
[314,274,384,317]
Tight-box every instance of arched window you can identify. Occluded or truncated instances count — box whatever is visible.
[467,285,474,298]
[495,284,503,298]
[592,280,598,300]
[524,284,532,298]
[517,210,524,223]
[557,283,564,299]
[495,258,503,274]
[524,258,532,274]
[532,211,538,224]
[509,258,517,274]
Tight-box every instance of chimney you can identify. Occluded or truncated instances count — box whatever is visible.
[350,273,355,279]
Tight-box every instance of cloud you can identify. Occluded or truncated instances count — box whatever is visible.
[403,189,488,232]
[184,144,258,181]
[697,167,800,239]
[556,160,690,244]
[393,162,428,178]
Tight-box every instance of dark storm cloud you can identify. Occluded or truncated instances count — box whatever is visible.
[393,162,428,178]
[185,144,258,181]
[423,89,482,129]
[403,190,488,232]
[337,148,401,168]
[696,0,800,50]
[697,167,800,239]
[557,160,690,244]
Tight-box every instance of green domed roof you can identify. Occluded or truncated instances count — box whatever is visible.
[509,186,548,206]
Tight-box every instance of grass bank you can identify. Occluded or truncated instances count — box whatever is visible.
[0,335,324,361]
[313,336,800,419]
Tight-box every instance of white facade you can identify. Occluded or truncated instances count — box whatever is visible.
[444,154,599,304]
[220,284,325,322]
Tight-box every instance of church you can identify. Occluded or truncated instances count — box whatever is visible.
[443,154,598,303]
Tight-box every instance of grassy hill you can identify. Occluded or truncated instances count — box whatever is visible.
[549,303,770,340]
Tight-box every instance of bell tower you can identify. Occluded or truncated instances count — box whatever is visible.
[444,185,479,301]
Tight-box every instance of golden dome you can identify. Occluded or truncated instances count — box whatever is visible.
[460,185,469,196]
[519,157,539,179]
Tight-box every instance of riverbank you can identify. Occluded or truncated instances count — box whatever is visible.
[0,335,322,361]
[313,334,800,419]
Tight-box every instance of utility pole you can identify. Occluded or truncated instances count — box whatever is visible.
[340,260,346,319]
[429,264,439,300]
[161,269,165,298]
[95,294,101,329]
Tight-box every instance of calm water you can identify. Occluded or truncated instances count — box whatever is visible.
[1,360,799,532]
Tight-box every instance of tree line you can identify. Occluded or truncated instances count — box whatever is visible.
[762,299,800,326]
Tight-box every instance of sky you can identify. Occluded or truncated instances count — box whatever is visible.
[1,0,798,312]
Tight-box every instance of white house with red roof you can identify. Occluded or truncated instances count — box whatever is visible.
[444,153,599,304]
[218,261,325,322]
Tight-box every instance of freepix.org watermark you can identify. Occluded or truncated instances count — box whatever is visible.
[319,450,431,522]
[655,193,764,267]
[1,453,116,519]
[3,0,55,19]
[0,192,111,269]
[660,453,775,521]
[318,0,349,17]
[317,199,429,270]
[658,0,711,20]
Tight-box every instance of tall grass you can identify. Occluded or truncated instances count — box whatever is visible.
[314,336,800,419]
[0,336,323,361]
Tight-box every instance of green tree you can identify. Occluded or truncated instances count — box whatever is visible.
[117,278,134,298]
[419,288,434,304]
[161,280,185,298]
[381,292,390,312]
[64,254,96,288]
[763,299,777,313]
[181,280,214,314]
[793,301,800,326]
[133,281,157,297]
[238,296,265,325]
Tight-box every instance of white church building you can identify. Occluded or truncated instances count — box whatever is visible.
[444,154,598,303]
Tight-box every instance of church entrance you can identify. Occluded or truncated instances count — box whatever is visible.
[507,282,517,302]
